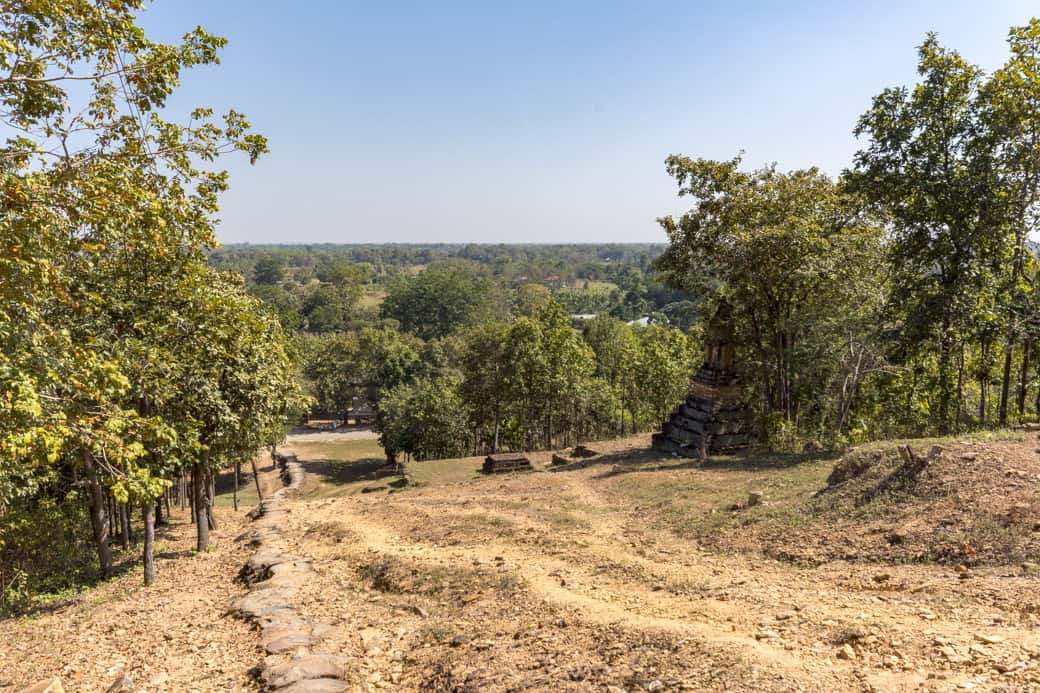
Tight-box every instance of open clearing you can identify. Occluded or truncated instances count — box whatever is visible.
[4,433,1040,691]
[278,432,1040,692]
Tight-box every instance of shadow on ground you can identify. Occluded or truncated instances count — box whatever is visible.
[545,445,839,480]
[302,457,390,487]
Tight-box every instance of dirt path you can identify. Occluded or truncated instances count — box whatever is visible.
[274,434,1040,692]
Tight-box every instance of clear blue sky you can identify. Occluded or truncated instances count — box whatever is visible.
[139,1,1037,245]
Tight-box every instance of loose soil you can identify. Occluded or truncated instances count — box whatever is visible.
[278,433,1040,692]
[0,458,284,692]
[5,433,1040,692]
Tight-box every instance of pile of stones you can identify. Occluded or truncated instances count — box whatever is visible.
[231,453,350,692]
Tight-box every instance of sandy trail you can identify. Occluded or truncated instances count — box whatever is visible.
[271,434,1040,691]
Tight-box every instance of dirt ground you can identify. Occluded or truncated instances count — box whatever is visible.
[4,433,1040,692]
[0,458,284,692]
[277,433,1040,692]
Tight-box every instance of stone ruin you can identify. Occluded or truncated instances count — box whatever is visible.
[551,445,600,466]
[652,301,751,457]
[482,452,534,474]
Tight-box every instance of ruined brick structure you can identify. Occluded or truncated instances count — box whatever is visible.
[652,301,751,457]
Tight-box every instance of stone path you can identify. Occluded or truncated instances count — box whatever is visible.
[231,454,350,692]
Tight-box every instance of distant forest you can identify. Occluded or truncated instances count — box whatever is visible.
[209,243,704,462]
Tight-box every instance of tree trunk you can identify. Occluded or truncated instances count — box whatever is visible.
[83,452,113,578]
[955,340,966,434]
[142,503,155,586]
[492,408,500,454]
[206,468,218,531]
[233,461,240,512]
[1018,338,1031,416]
[193,462,209,552]
[547,401,553,451]
[999,340,1013,426]
[979,337,990,426]
[936,326,954,433]
[251,459,264,503]
[119,502,130,550]
[189,467,196,524]
[107,493,115,538]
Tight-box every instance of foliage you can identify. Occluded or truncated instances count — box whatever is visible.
[656,157,887,439]
[377,377,469,461]
[0,0,303,591]
[381,263,498,340]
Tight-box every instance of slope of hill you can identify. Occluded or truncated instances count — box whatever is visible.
[270,432,1040,692]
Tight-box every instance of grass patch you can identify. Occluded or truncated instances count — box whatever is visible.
[359,287,387,309]
[851,429,1022,453]
[406,456,484,486]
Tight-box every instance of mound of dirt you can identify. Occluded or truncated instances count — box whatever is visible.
[706,438,1040,566]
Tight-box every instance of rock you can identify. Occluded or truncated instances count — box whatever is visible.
[104,674,133,692]
[648,681,665,691]
[239,550,285,584]
[311,622,335,640]
[359,627,383,652]
[265,654,351,688]
[231,588,295,619]
[940,646,971,664]
[775,610,798,621]
[885,529,908,545]
[265,629,314,654]
[837,644,857,660]
[397,604,428,618]
[755,629,780,641]
[276,679,349,693]
[24,679,65,693]
[973,633,1004,645]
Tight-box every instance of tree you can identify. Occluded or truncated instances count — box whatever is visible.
[0,1,304,590]
[381,263,497,339]
[515,283,551,316]
[253,256,286,285]
[632,325,696,427]
[376,377,468,461]
[304,333,362,417]
[657,157,886,437]
[301,283,360,333]
[536,302,595,448]
[582,315,640,435]
[979,19,1040,425]
[849,35,1006,432]
[461,324,511,452]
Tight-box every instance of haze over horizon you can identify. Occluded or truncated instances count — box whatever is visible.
[142,1,1037,245]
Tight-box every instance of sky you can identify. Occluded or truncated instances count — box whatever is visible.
[139,1,1038,245]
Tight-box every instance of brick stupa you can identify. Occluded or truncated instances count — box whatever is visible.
[652,301,751,457]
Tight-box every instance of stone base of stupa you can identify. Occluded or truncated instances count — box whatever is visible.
[651,368,751,457]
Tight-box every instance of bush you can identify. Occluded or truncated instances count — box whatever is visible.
[0,494,98,614]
